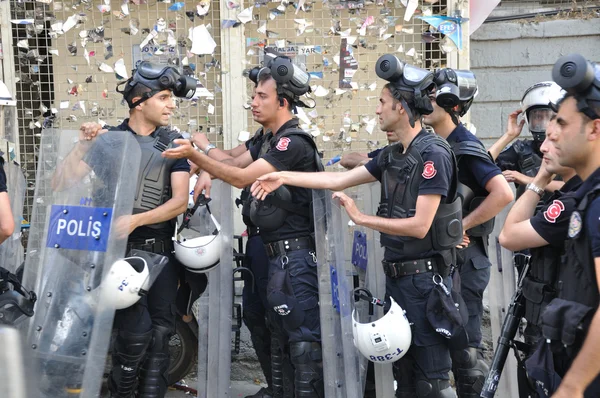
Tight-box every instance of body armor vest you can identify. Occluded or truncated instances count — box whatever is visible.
[376,132,462,265]
[521,189,569,326]
[132,128,180,230]
[241,128,273,226]
[451,140,495,237]
[558,186,600,309]
[249,128,324,231]
[513,140,542,198]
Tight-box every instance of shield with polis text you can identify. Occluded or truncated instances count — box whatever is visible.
[18,128,141,397]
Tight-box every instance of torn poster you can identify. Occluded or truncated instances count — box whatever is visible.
[416,15,467,50]
[338,38,358,89]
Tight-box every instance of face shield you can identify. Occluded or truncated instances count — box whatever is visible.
[433,68,478,118]
[527,107,554,135]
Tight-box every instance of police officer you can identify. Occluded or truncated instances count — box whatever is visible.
[61,61,196,397]
[251,54,462,398]
[498,116,581,395]
[163,55,324,398]
[423,68,514,397]
[0,155,14,245]
[540,54,600,398]
[191,123,276,398]
[489,82,565,196]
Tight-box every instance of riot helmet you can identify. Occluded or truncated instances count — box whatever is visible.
[245,53,313,109]
[249,185,293,231]
[521,81,565,142]
[375,54,435,128]
[173,194,221,273]
[352,289,411,364]
[552,54,600,120]
[433,68,478,124]
[117,61,197,108]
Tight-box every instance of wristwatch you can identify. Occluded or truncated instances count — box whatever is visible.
[526,182,544,197]
[204,143,216,156]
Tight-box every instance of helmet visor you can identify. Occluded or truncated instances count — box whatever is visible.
[527,107,554,133]
[455,70,478,101]
[402,65,431,85]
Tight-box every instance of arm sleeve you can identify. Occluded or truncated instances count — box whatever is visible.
[364,154,382,181]
[418,149,453,197]
[530,194,577,247]
[261,135,307,171]
[466,156,503,189]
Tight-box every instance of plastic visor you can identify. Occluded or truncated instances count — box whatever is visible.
[455,70,478,101]
[527,108,555,133]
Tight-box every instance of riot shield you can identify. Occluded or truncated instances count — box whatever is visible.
[360,181,395,398]
[19,129,141,397]
[0,160,26,273]
[312,188,368,398]
[196,179,234,397]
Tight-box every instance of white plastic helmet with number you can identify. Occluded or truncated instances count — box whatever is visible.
[101,257,150,310]
[173,214,221,274]
[521,81,565,134]
[352,297,412,364]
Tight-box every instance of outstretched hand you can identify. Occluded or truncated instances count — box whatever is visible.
[506,109,526,140]
[332,191,362,224]
[162,139,196,160]
[251,172,284,200]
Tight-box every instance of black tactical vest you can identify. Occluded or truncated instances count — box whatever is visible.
[249,128,324,231]
[241,128,273,227]
[522,188,570,326]
[451,140,495,237]
[132,128,180,230]
[558,186,600,309]
[376,132,462,265]
[513,140,542,198]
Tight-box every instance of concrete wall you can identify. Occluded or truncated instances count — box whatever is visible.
[469,18,600,147]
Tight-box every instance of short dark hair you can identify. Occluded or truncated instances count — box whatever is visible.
[384,83,422,120]
[126,83,152,107]
[256,70,294,111]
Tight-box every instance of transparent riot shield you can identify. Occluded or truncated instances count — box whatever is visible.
[0,160,26,273]
[196,179,233,397]
[361,181,395,398]
[312,188,368,398]
[19,129,141,397]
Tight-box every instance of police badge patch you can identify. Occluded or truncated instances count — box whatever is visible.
[568,211,582,238]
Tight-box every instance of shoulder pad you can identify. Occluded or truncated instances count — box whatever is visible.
[451,140,493,162]
[278,128,317,149]
[578,183,600,211]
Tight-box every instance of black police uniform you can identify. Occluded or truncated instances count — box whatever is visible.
[538,168,600,397]
[364,129,460,398]
[85,119,194,398]
[240,127,276,396]
[496,139,542,198]
[248,118,324,398]
[445,124,502,397]
[367,147,385,159]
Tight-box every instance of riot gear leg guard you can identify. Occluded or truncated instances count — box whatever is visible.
[394,355,417,398]
[416,379,457,398]
[244,311,273,394]
[138,325,171,398]
[290,341,324,398]
[108,329,153,398]
[271,334,294,398]
[451,347,488,397]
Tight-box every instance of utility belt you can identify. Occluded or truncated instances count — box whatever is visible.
[264,236,314,258]
[382,258,439,279]
[247,226,261,238]
[127,237,171,254]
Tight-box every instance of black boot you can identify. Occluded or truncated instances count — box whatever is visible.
[244,311,273,391]
[451,347,488,398]
[108,329,153,398]
[138,325,171,398]
[290,341,323,398]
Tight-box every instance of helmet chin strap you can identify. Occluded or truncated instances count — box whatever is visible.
[445,108,460,126]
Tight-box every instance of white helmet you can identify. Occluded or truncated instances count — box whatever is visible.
[521,81,565,135]
[101,257,150,310]
[173,212,221,274]
[352,297,412,364]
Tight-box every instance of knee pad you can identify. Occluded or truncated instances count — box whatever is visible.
[451,347,488,396]
[416,379,457,398]
[109,329,153,397]
[290,341,323,398]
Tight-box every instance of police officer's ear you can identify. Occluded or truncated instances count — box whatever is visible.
[589,118,600,141]
[131,96,144,110]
